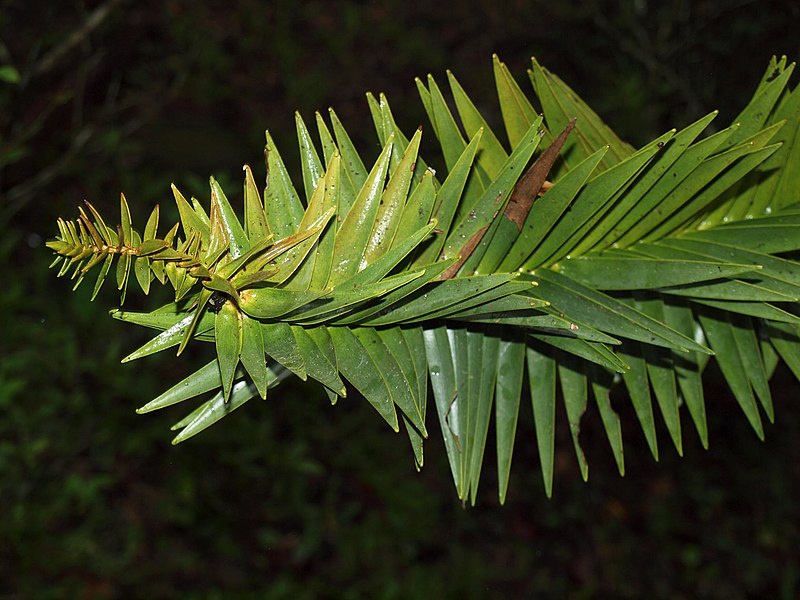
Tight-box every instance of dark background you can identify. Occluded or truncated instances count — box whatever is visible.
[2,1,799,598]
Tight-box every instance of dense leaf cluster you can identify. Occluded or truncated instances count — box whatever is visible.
[48,56,800,503]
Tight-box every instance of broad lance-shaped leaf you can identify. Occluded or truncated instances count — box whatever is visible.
[328,136,394,285]
[137,359,224,413]
[527,269,712,354]
[617,343,659,460]
[295,112,324,200]
[243,164,271,242]
[495,336,525,503]
[589,366,624,476]
[530,57,634,169]
[117,309,215,362]
[361,128,422,264]
[172,365,290,444]
[554,255,757,290]
[493,54,541,151]
[558,355,589,481]
[424,326,464,497]
[215,300,242,403]
[240,314,269,398]
[410,130,483,268]
[697,308,765,439]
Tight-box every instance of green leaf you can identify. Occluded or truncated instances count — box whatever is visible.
[411,130,483,267]
[291,325,345,396]
[530,57,633,169]
[365,274,518,326]
[697,309,765,439]
[527,343,558,496]
[243,164,271,242]
[493,54,540,150]
[526,130,674,267]
[171,368,289,444]
[529,270,711,354]
[424,325,464,496]
[555,255,755,291]
[137,360,223,413]
[589,366,624,475]
[240,314,269,398]
[215,300,242,403]
[295,112,324,200]
[265,131,305,238]
[495,337,525,503]
[260,322,307,380]
[329,137,394,285]
[557,355,589,481]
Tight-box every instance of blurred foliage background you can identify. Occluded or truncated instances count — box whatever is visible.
[2,0,799,598]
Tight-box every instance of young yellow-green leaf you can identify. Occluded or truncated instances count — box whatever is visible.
[119,193,133,247]
[265,131,305,238]
[329,108,368,211]
[448,70,508,179]
[239,286,330,320]
[411,130,483,267]
[172,184,210,248]
[210,177,249,259]
[493,54,542,151]
[362,128,422,264]
[243,164,271,242]
[391,169,437,254]
[118,310,214,362]
[295,112,324,201]
[328,137,394,285]
[307,154,342,290]
[315,112,338,166]
[530,57,634,169]
[443,118,546,276]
